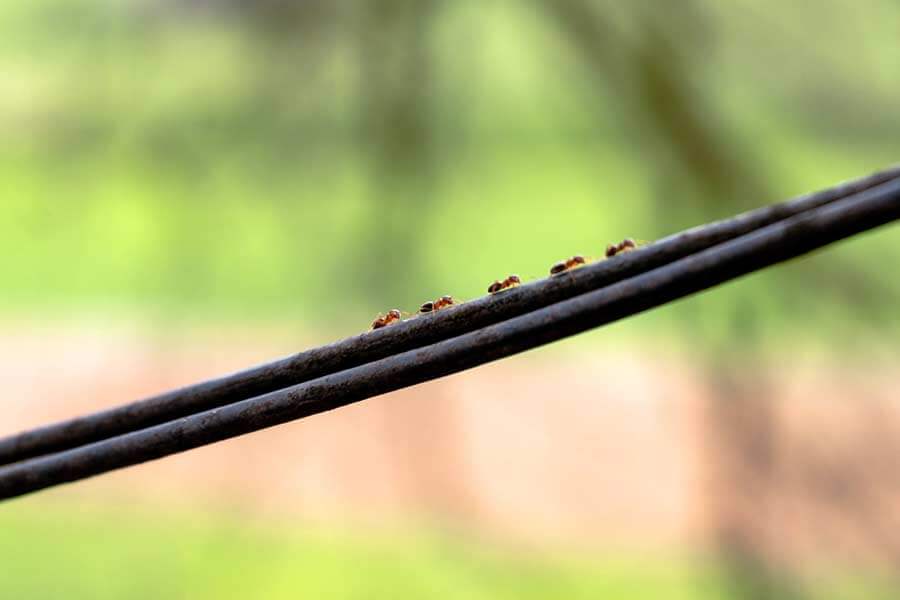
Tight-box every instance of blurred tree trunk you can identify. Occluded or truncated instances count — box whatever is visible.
[540,0,770,211]
[537,3,806,597]
[352,0,442,305]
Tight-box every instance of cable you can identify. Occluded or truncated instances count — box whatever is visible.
[1,165,896,466]
[1,176,896,500]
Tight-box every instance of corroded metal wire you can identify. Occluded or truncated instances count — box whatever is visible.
[1,176,897,500]
[0,166,897,467]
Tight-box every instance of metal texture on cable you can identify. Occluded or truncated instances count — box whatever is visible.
[1,176,897,500]
[1,166,898,466]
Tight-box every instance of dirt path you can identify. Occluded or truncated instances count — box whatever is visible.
[2,324,897,565]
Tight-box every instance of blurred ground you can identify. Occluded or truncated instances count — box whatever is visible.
[2,324,704,550]
[3,326,898,576]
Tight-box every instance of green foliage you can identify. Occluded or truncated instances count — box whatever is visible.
[0,501,895,600]
[1,0,898,347]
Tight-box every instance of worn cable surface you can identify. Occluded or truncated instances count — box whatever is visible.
[0,176,897,500]
[1,166,897,466]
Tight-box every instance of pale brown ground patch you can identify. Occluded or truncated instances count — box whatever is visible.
[1,324,898,568]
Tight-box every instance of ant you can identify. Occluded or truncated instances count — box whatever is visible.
[549,255,586,276]
[605,238,637,258]
[487,275,521,294]
[419,295,455,313]
[371,309,402,330]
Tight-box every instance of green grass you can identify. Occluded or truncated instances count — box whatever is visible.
[0,500,898,599]
[0,500,702,600]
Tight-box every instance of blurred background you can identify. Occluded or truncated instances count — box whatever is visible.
[1,0,899,597]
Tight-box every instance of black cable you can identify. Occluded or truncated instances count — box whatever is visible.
[1,176,897,500]
[0,166,896,466]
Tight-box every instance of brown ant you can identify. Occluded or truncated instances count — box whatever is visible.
[419,295,455,313]
[371,309,402,330]
[434,295,455,310]
[605,238,637,258]
[487,275,521,294]
[549,255,586,276]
